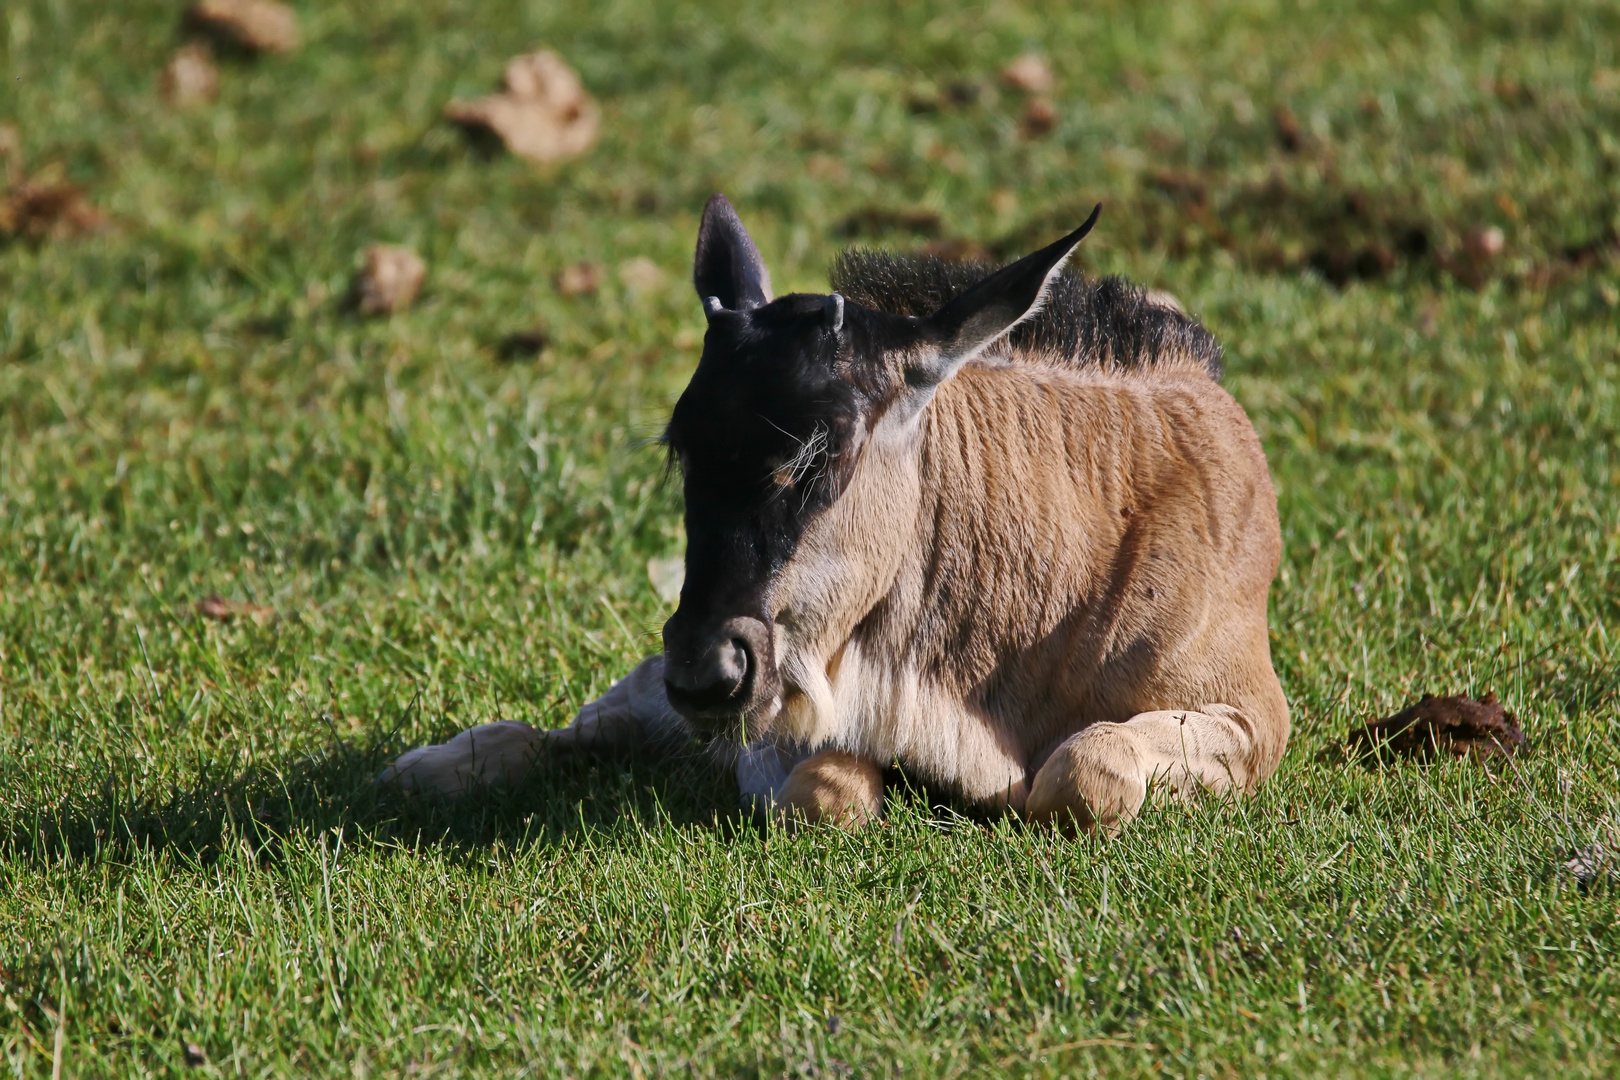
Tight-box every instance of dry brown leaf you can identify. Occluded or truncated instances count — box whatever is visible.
[444,50,599,164]
[555,260,602,296]
[161,43,219,107]
[186,0,300,55]
[353,244,426,315]
[1001,53,1054,96]
[195,595,275,626]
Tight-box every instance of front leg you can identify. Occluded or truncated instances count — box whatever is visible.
[772,749,885,829]
[378,655,686,796]
[1025,704,1261,833]
[548,654,689,753]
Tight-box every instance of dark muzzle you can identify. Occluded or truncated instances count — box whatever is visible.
[662,615,771,727]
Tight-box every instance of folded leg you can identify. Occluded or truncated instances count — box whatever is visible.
[546,654,689,753]
[376,719,547,795]
[378,655,688,796]
[772,749,884,829]
[1025,704,1261,833]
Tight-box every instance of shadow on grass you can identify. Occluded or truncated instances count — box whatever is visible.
[2,732,748,868]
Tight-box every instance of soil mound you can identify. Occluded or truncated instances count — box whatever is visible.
[1352,692,1525,762]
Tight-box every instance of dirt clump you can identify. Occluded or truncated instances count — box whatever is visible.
[1149,170,1210,209]
[444,51,599,165]
[185,0,300,56]
[1351,692,1525,762]
[1133,169,1441,287]
[1,169,107,243]
[1440,224,1506,288]
[555,260,602,297]
[0,133,106,243]
[998,55,1058,139]
[496,327,549,360]
[1001,53,1055,96]
[161,43,220,107]
[1020,98,1059,138]
[906,79,984,114]
[1272,106,1306,152]
[1522,224,1618,290]
[352,244,426,315]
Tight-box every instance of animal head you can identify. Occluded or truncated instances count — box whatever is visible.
[660,193,1099,739]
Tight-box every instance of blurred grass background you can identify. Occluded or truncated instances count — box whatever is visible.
[1,0,1618,1075]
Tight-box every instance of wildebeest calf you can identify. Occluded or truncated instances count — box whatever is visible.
[381,195,1290,832]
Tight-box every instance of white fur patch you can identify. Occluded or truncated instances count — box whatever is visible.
[773,633,1027,805]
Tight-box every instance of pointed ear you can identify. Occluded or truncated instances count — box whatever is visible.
[906,204,1101,389]
[693,193,773,313]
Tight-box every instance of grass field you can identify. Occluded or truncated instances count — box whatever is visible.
[3,0,1620,1075]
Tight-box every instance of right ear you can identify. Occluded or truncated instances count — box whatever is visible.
[907,204,1101,389]
[693,193,773,313]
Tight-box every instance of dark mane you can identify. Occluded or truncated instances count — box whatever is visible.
[829,250,1223,380]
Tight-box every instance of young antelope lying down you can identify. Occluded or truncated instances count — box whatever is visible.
[382,195,1290,832]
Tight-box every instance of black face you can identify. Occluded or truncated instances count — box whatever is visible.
[661,294,891,735]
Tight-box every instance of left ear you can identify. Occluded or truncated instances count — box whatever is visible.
[693,193,774,313]
[906,204,1101,390]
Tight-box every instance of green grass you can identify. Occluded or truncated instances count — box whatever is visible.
[3,0,1619,1075]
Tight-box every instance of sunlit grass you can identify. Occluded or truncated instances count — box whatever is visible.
[2,0,1618,1075]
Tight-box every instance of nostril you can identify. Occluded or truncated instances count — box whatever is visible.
[664,636,750,711]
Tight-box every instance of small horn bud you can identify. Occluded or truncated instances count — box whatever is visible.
[702,295,724,318]
[825,292,844,333]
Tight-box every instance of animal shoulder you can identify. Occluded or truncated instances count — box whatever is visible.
[829,249,1224,380]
